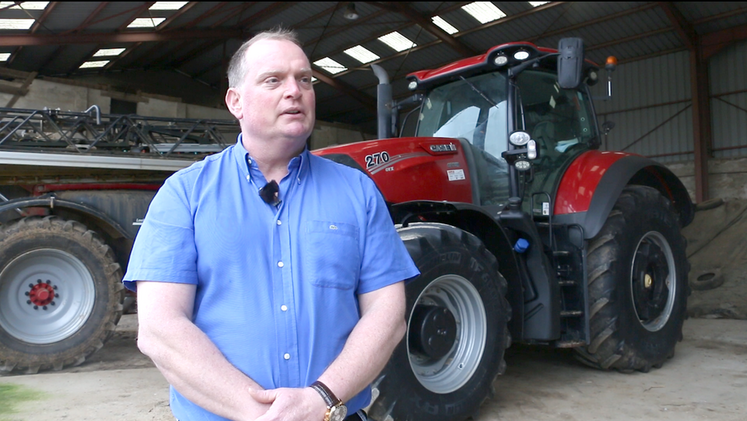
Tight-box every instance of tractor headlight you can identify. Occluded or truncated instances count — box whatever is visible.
[515,160,531,171]
[494,54,508,66]
[509,131,531,146]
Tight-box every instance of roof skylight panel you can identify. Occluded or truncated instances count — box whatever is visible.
[0,19,35,30]
[0,2,48,10]
[79,60,109,69]
[343,45,380,64]
[314,57,347,75]
[149,2,188,10]
[461,2,506,24]
[432,16,459,35]
[127,17,166,29]
[93,48,126,57]
[378,32,417,52]
[0,53,10,61]
[529,2,550,7]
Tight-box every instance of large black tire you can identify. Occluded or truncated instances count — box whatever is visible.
[0,216,124,374]
[575,186,689,372]
[368,223,510,421]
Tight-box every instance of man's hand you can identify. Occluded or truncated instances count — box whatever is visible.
[250,387,327,421]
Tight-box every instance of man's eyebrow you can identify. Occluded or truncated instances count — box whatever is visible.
[256,70,281,81]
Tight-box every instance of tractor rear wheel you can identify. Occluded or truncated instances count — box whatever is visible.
[0,216,124,374]
[575,186,689,372]
[368,223,510,421]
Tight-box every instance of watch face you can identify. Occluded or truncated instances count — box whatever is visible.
[328,405,348,421]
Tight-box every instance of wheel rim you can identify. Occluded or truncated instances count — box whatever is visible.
[0,249,95,344]
[407,274,487,394]
[629,231,676,332]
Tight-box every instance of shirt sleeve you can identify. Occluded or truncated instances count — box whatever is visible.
[122,173,199,291]
[356,175,420,295]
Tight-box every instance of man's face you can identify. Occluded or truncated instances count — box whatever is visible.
[227,39,315,147]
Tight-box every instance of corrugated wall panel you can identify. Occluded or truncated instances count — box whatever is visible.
[592,50,693,163]
[709,40,747,158]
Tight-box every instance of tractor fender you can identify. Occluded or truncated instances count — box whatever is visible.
[0,195,131,241]
[390,200,527,341]
[554,151,694,239]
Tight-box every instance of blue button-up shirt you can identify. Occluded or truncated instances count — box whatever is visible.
[123,137,419,420]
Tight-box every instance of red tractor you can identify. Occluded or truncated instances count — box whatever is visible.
[314,39,693,421]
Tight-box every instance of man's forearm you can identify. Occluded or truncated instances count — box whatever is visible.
[315,282,407,403]
[138,318,269,420]
[136,281,269,421]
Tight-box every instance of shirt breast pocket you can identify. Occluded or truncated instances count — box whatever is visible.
[304,220,360,290]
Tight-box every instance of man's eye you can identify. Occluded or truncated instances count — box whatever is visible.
[266,78,280,84]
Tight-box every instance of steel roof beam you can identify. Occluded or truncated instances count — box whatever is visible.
[311,69,377,112]
[154,2,295,70]
[0,28,244,47]
[659,2,711,202]
[7,1,58,66]
[372,2,477,57]
[658,2,695,50]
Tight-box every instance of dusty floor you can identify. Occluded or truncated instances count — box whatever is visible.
[0,317,744,421]
[0,200,745,421]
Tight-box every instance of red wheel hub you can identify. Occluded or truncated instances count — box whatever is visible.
[28,281,56,306]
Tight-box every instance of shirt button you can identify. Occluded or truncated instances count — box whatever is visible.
[281,305,288,312]
[277,261,284,268]
[245,175,250,181]
[247,159,252,164]
[277,220,282,225]
[284,353,291,360]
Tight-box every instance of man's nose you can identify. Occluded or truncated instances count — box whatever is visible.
[284,79,302,99]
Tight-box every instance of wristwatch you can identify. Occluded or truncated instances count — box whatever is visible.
[310,380,347,421]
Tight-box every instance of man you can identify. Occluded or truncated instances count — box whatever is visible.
[124,28,419,421]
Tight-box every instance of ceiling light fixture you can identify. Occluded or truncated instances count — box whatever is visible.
[343,3,359,20]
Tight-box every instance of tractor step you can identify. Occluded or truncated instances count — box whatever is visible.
[555,340,586,348]
[560,310,583,317]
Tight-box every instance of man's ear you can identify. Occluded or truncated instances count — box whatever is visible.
[225,87,243,120]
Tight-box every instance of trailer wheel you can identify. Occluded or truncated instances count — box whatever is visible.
[575,186,689,372]
[368,223,510,421]
[0,216,124,374]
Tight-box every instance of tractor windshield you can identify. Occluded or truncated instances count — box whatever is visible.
[416,72,510,206]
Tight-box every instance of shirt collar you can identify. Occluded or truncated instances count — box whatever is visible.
[232,134,310,186]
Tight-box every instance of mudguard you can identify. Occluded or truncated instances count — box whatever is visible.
[553,151,694,239]
[0,192,152,241]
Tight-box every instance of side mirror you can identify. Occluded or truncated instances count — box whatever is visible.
[557,38,584,89]
[602,120,615,135]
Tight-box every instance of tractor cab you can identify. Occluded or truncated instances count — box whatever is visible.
[401,39,604,215]
[412,63,599,213]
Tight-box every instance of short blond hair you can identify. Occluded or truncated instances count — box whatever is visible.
[227,28,303,88]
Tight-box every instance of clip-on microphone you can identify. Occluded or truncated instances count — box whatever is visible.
[259,180,280,205]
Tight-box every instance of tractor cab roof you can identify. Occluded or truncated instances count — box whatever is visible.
[407,41,600,91]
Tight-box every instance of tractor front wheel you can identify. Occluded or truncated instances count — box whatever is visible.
[368,223,510,421]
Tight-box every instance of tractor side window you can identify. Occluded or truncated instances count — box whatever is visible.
[516,70,597,215]
[517,70,597,163]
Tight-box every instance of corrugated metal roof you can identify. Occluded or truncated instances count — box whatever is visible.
[0,1,744,134]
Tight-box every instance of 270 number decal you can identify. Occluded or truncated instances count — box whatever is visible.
[365,151,390,168]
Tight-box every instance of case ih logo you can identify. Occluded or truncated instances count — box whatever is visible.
[430,143,457,153]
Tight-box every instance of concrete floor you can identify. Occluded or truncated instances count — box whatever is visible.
[1,200,745,421]
[0,317,744,421]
